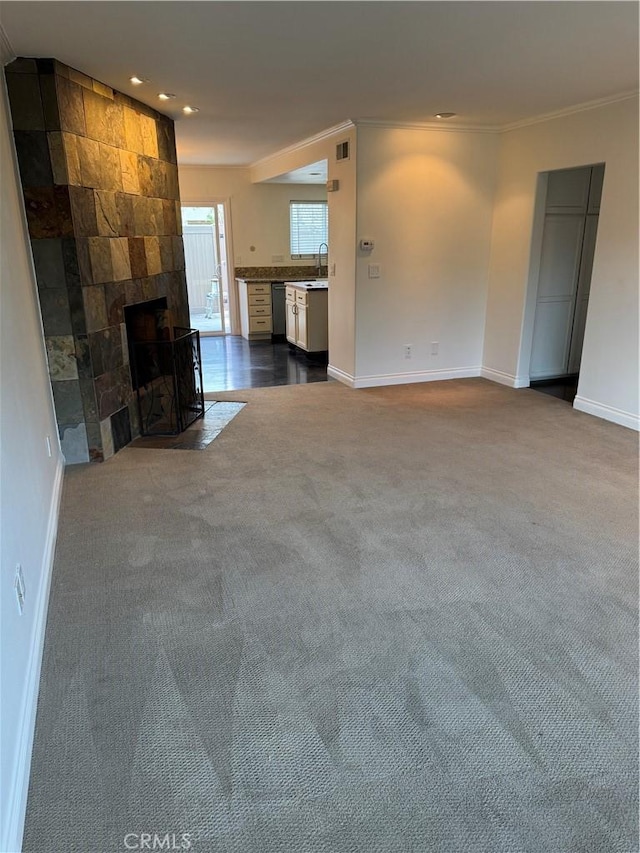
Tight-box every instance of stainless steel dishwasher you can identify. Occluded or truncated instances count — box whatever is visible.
[271,281,286,337]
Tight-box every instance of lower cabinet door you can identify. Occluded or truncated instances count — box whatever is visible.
[295,304,308,349]
[285,300,297,344]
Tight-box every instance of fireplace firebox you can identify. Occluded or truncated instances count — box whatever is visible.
[124,300,204,436]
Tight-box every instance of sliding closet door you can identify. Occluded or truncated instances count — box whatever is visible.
[529,164,603,381]
[529,213,585,379]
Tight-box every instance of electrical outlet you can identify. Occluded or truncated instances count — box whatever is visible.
[330,262,336,276]
[431,341,439,355]
[368,263,381,279]
[46,435,52,457]
[404,344,412,359]
[14,564,25,615]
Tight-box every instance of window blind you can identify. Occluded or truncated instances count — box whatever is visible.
[290,201,328,257]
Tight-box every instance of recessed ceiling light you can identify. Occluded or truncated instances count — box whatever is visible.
[434,112,456,119]
[129,76,147,86]
[182,105,199,114]
[158,93,176,101]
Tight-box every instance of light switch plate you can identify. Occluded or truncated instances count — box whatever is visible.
[368,263,381,279]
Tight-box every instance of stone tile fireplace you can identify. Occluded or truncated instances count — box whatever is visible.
[5,57,189,462]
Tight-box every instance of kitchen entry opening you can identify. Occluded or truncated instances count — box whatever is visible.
[182,204,233,336]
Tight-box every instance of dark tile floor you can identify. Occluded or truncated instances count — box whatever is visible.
[130,401,246,451]
[530,375,579,403]
[199,334,328,392]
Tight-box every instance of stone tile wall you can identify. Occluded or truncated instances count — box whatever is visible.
[6,57,188,462]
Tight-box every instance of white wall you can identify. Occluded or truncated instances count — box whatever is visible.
[178,166,327,268]
[327,126,357,380]
[0,74,64,852]
[483,96,639,428]
[352,125,499,385]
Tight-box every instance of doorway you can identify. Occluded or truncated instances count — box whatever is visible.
[528,164,604,401]
[181,204,233,336]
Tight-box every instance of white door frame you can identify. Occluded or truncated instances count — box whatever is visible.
[516,172,549,386]
[181,199,240,336]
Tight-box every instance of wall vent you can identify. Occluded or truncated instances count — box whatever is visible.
[335,140,350,161]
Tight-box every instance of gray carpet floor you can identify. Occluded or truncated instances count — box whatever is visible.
[23,379,638,853]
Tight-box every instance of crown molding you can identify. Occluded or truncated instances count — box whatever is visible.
[178,163,249,171]
[0,24,16,66]
[353,91,638,135]
[250,120,355,171]
[354,118,499,134]
[181,91,638,170]
[500,90,639,133]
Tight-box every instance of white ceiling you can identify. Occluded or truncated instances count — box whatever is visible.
[264,160,328,184]
[1,1,638,168]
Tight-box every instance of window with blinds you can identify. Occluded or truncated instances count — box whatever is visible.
[290,201,328,259]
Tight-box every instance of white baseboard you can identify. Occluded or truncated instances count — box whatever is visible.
[573,395,639,431]
[481,367,530,389]
[326,364,356,387]
[2,457,64,853]
[328,365,481,389]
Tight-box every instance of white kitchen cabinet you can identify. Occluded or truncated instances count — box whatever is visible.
[285,285,328,352]
[295,301,308,348]
[285,290,297,344]
[237,280,272,340]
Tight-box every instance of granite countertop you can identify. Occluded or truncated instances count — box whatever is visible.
[236,276,324,283]
[285,280,329,290]
[235,265,327,281]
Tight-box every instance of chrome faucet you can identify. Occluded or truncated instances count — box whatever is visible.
[317,242,328,273]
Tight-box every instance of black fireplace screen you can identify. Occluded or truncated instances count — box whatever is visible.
[130,327,205,436]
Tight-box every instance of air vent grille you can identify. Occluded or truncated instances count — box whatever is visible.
[336,140,350,161]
